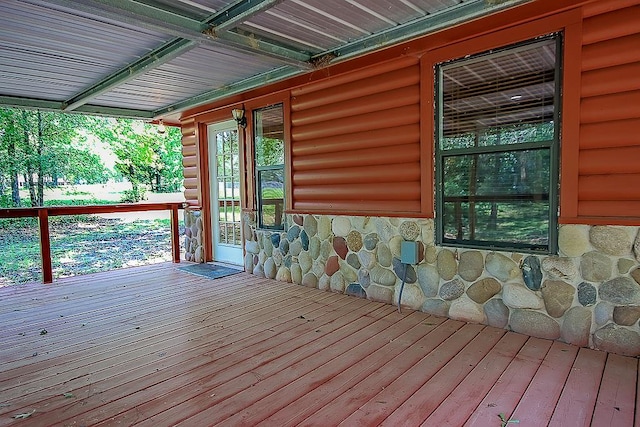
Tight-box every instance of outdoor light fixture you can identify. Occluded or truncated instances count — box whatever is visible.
[232,108,247,128]
[157,119,166,134]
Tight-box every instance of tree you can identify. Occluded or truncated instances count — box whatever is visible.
[92,118,183,202]
[0,108,109,207]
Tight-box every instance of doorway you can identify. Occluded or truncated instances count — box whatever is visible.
[208,121,243,265]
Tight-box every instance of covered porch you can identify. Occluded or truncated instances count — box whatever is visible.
[1,264,637,426]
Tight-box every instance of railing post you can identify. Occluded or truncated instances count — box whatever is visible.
[170,204,181,263]
[38,209,53,283]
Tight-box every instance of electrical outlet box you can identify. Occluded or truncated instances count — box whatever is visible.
[400,241,419,265]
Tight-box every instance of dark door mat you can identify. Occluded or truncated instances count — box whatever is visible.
[178,263,242,279]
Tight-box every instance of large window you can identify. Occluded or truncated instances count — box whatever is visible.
[253,103,285,230]
[435,35,561,253]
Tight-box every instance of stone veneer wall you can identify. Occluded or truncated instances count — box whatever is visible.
[184,208,204,263]
[243,212,640,356]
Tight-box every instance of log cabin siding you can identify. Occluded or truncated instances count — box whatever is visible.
[577,2,640,219]
[181,118,199,206]
[290,60,422,214]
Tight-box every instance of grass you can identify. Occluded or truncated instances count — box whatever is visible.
[0,216,179,286]
[1,186,185,286]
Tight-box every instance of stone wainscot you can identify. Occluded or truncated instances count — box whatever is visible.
[243,212,640,357]
[184,208,205,263]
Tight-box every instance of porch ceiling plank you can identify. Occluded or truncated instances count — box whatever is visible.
[1,264,638,425]
[323,0,528,62]
[61,38,198,112]
[153,65,303,117]
[21,0,313,113]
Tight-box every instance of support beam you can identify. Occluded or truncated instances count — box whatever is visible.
[39,0,311,111]
[153,66,303,117]
[63,39,195,112]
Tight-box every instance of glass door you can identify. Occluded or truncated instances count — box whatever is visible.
[208,121,242,265]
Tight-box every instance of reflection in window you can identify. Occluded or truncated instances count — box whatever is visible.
[254,104,285,229]
[436,35,561,253]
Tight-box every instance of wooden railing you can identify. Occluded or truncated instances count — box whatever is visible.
[0,203,183,284]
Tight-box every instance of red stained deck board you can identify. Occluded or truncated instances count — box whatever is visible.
[592,353,638,426]
[167,305,406,426]
[379,327,507,426]
[0,275,329,391]
[86,300,395,426]
[510,341,580,426]
[298,318,466,427]
[421,331,529,427]
[549,347,607,427]
[259,315,450,426]
[1,287,348,421]
[31,294,379,426]
[0,274,309,382]
[2,264,640,427]
[220,311,438,426]
[465,337,554,427]
[337,323,486,426]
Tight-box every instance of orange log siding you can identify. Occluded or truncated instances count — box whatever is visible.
[180,0,640,225]
[576,1,640,221]
[290,60,422,215]
[181,118,199,206]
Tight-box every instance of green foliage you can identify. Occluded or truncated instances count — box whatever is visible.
[91,118,183,201]
[0,108,110,207]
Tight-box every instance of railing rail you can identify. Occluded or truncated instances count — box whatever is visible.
[0,202,183,284]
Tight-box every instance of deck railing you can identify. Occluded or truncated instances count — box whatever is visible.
[0,202,183,284]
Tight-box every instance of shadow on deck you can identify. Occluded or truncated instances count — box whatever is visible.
[0,263,638,426]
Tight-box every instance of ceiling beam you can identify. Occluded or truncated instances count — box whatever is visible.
[316,0,529,62]
[153,66,303,117]
[152,0,530,119]
[0,95,154,119]
[30,0,312,111]
[63,38,195,112]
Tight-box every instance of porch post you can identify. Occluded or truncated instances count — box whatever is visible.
[38,208,53,283]
[171,204,181,263]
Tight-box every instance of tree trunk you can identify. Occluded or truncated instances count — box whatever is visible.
[21,110,37,207]
[36,111,44,206]
[7,134,20,207]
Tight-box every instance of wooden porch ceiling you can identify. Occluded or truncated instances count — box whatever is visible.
[1,263,638,426]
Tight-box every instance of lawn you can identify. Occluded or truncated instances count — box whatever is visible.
[0,184,185,286]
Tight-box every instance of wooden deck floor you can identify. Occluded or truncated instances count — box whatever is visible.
[1,263,638,427]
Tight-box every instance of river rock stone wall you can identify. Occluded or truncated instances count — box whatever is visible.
[243,214,640,356]
[184,208,204,263]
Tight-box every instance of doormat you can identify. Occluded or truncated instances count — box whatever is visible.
[178,263,242,280]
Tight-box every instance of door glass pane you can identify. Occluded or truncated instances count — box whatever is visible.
[216,130,241,246]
